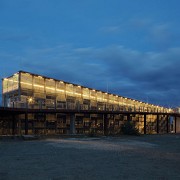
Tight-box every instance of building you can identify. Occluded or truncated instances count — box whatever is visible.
[1,70,175,135]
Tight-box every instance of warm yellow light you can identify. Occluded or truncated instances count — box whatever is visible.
[66,91,73,94]
[83,94,89,97]
[27,97,33,103]
[56,89,64,92]
[34,84,44,88]
[21,82,32,86]
[46,87,55,90]
[75,92,81,95]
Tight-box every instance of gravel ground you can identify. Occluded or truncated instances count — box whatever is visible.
[0,134,180,180]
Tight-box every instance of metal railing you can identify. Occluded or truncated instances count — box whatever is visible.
[1,101,174,114]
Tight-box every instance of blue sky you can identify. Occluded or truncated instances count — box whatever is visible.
[0,0,180,107]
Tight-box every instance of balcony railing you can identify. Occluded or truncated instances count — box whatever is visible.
[1,101,174,114]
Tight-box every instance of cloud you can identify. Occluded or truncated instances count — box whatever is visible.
[4,44,177,107]
[0,27,31,42]
[100,26,121,33]
[0,34,30,42]
[100,19,180,52]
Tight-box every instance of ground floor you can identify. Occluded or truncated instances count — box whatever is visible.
[0,113,178,135]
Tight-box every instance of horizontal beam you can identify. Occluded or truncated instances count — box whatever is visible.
[0,107,179,116]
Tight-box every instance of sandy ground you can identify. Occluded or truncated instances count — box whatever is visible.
[0,134,180,180]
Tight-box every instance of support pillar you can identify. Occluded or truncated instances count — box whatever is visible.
[175,116,177,134]
[70,114,76,134]
[25,112,28,135]
[103,114,108,136]
[156,115,159,134]
[127,114,130,121]
[144,114,146,135]
[166,115,169,133]
[12,114,16,135]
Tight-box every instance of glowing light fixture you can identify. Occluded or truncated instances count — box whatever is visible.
[27,97,33,103]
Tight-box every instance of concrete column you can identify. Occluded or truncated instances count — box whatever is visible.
[25,112,28,135]
[103,114,108,136]
[156,115,159,134]
[12,114,16,135]
[174,116,180,133]
[175,116,177,134]
[166,115,169,133]
[127,114,130,121]
[70,114,76,134]
[144,114,146,134]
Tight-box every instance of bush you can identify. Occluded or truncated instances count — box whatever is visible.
[120,121,140,135]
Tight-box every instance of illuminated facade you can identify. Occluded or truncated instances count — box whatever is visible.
[1,71,173,135]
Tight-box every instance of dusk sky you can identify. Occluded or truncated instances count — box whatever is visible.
[0,0,180,107]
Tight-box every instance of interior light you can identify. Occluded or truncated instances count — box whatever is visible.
[27,97,33,103]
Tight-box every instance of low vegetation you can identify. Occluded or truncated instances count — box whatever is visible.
[120,121,140,135]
